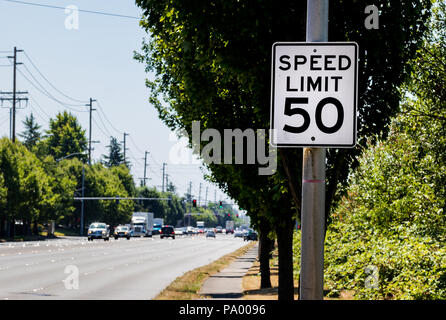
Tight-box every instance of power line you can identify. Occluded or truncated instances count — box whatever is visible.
[95,100,122,134]
[17,66,87,112]
[20,63,86,108]
[28,94,51,119]
[92,116,109,139]
[2,0,140,19]
[94,111,113,138]
[128,135,145,155]
[22,50,88,104]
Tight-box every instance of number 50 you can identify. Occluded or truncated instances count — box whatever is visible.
[283,97,344,134]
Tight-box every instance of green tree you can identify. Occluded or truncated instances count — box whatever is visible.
[103,136,124,168]
[135,0,431,299]
[45,111,87,161]
[110,164,136,197]
[320,3,446,298]
[19,113,42,149]
[0,138,55,237]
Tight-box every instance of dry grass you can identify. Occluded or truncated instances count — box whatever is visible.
[155,241,256,300]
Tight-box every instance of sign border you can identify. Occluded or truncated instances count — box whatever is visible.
[270,42,358,148]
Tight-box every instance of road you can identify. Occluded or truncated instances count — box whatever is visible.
[0,234,248,300]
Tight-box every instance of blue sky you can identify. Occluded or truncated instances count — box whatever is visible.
[0,0,230,203]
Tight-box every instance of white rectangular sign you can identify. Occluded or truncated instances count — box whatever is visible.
[270,42,358,147]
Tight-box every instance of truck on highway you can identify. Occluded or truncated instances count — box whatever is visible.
[196,221,205,234]
[152,218,164,235]
[131,212,154,237]
[225,221,234,234]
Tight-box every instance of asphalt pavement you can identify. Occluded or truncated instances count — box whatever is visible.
[0,234,247,300]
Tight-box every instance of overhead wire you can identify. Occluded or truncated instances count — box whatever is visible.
[95,100,122,135]
[22,50,88,104]
[2,0,140,19]
[20,63,86,109]
[28,93,51,119]
[17,65,88,113]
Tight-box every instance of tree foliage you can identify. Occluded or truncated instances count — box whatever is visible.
[103,136,124,168]
[19,113,42,150]
[312,3,446,299]
[45,111,87,162]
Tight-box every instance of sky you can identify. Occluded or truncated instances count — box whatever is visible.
[0,0,232,205]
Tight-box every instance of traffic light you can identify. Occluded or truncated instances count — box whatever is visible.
[236,214,239,218]
[192,199,197,207]
[227,213,230,217]
[219,201,223,208]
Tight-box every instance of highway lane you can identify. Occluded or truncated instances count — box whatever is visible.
[0,234,248,300]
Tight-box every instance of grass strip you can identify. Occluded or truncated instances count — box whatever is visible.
[155,241,256,300]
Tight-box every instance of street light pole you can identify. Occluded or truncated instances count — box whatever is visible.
[80,163,85,236]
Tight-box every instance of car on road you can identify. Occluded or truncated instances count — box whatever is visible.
[114,225,132,240]
[174,228,184,235]
[186,226,194,235]
[206,230,216,238]
[234,229,243,238]
[244,229,258,241]
[152,223,162,235]
[160,225,175,239]
[88,222,110,241]
[216,226,223,233]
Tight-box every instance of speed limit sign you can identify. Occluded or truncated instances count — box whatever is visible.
[270,42,358,147]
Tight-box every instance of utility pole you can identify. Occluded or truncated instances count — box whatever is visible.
[86,98,96,165]
[161,162,166,192]
[205,186,208,208]
[214,189,217,203]
[12,47,20,143]
[3,47,25,142]
[1,90,28,140]
[188,181,192,226]
[121,132,129,166]
[165,174,169,191]
[80,163,85,236]
[143,151,149,186]
[300,0,328,300]
[198,183,202,207]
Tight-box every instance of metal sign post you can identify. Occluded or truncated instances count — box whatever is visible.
[299,0,328,301]
[270,0,358,300]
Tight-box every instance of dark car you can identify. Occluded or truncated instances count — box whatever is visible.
[206,230,216,238]
[160,225,175,239]
[244,229,258,241]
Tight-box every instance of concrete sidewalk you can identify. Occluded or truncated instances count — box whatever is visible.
[199,243,258,299]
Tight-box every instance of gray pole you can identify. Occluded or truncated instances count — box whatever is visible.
[12,47,16,143]
[87,98,96,165]
[198,183,202,207]
[143,151,148,186]
[161,163,166,192]
[300,0,328,300]
[122,133,129,166]
[80,163,85,236]
[205,186,208,208]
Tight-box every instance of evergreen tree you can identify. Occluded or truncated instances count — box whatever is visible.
[102,136,124,167]
[19,113,42,149]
